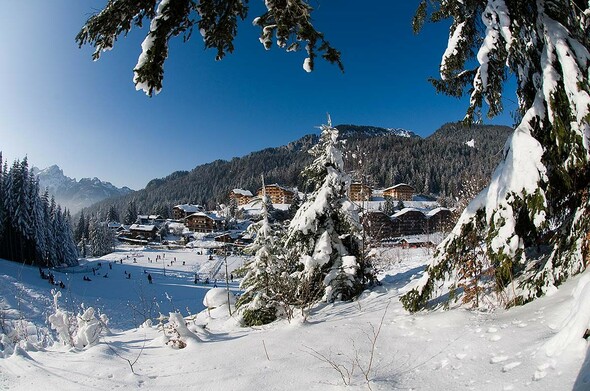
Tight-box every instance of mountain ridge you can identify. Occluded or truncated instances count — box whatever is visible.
[81,122,513,218]
[32,165,134,214]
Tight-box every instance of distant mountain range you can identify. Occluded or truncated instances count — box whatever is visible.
[31,165,133,214]
[81,122,513,219]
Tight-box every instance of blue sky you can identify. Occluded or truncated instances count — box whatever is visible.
[0,1,514,190]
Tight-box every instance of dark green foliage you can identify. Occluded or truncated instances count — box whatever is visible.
[0,154,78,266]
[77,0,342,95]
[240,306,277,326]
[402,0,590,312]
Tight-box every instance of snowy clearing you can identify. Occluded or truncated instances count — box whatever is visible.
[0,245,588,390]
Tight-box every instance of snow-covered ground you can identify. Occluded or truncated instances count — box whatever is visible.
[0,245,588,390]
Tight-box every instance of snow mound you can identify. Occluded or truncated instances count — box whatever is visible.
[203,288,236,308]
[544,271,590,357]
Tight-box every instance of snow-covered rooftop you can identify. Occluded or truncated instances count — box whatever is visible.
[425,207,452,217]
[383,183,415,191]
[392,207,423,218]
[231,189,253,197]
[129,224,157,231]
[187,212,224,221]
[174,204,203,213]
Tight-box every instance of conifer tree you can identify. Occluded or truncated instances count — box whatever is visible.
[124,200,138,225]
[286,118,373,304]
[61,210,79,264]
[74,211,87,243]
[89,215,115,257]
[383,196,396,216]
[107,205,120,223]
[30,176,47,263]
[237,191,286,326]
[402,0,590,311]
[0,153,5,243]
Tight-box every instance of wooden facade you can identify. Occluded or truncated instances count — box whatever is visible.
[229,189,254,206]
[257,184,295,204]
[128,224,159,241]
[391,208,426,236]
[383,184,415,201]
[364,207,455,241]
[363,211,395,240]
[173,204,203,220]
[185,212,224,233]
[426,207,454,233]
[350,182,372,202]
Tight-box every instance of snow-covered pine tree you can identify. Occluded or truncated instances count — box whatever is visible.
[107,205,119,223]
[0,153,5,243]
[89,215,114,257]
[402,0,590,311]
[286,118,373,304]
[287,191,301,220]
[29,175,48,264]
[124,200,138,225]
[237,191,287,326]
[52,205,67,266]
[74,211,86,243]
[44,194,58,266]
[61,210,79,265]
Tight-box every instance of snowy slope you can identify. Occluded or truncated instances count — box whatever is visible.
[0,246,588,390]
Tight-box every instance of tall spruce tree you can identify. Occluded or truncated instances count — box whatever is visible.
[74,211,87,243]
[402,0,590,311]
[286,118,373,303]
[0,153,5,243]
[237,192,286,326]
[107,205,120,223]
[0,156,78,267]
[124,200,138,225]
[89,215,115,257]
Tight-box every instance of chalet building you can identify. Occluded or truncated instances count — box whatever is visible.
[399,237,435,249]
[363,211,396,240]
[350,182,372,202]
[128,224,159,241]
[137,215,165,226]
[426,207,454,233]
[391,208,426,236]
[257,184,296,204]
[383,183,415,201]
[229,189,254,206]
[173,204,203,220]
[185,212,225,233]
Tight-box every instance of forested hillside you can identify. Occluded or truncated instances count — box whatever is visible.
[83,122,512,218]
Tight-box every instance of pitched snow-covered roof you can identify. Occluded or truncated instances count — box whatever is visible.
[129,224,157,232]
[186,212,224,221]
[137,215,163,220]
[383,183,415,192]
[259,183,295,193]
[392,208,423,218]
[174,204,203,213]
[400,237,434,244]
[231,189,253,197]
[425,207,452,217]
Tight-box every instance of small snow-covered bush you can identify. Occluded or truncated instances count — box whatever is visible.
[74,306,109,349]
[162,312,201,349]
[48,290,109,349]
